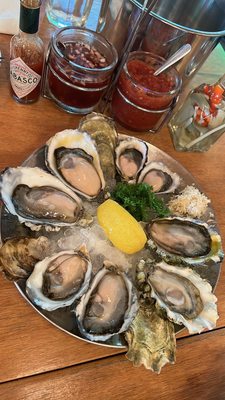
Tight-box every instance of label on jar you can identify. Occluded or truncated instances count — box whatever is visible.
[10,57,41,99]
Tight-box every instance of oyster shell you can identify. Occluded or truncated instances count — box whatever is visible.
[46,129,105,200]
[125,302,176,373]
[0,236,50,280]
[147,261,218,334]
[0,167,83,227]
[26,245,92,311]
[137,161,180,194]
[147,216,223,264]
[115,138,148,182]
[79,113,117,182]
[79,113,117,149]
[76,261,138,341]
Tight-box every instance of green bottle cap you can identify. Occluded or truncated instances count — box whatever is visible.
[19,0,41,34]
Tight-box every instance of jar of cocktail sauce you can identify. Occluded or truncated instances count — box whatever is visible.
[43,27,118,114]
[111,51,181,132]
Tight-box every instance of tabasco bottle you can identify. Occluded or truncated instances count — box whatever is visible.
[10,0,44,104]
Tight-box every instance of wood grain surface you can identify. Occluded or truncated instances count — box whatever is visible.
[0,5,225,398]
[1,329,225,400]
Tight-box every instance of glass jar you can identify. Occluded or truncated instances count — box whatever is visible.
[168,76,225,152]
[111,51,181,132]
[43,27,118,114]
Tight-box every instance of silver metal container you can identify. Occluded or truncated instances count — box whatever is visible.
[97,0,225,83]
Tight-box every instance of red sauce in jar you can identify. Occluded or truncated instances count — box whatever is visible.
[120,59,175,110]
[111,57,179,131]
[48,41,110,110]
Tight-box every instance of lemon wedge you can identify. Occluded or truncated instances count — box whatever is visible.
[97,199,147,254]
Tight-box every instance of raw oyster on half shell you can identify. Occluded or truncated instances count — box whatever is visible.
[26,245,92,311]
[115,138,148,182]
[76,261,138,341]
[46,129,105,200]
[125,301,176,373]
[147,216,223,264]
[0,167,83,227]
[0,236,50,280]
[138,161,180,194]
[147,261,218,334]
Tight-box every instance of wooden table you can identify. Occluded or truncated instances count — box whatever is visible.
[1,10,225,400]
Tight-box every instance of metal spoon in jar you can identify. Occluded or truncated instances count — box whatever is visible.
[153,44,192,76]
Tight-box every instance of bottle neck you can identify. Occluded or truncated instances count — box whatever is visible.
[19,29,38,38]
[19,0,41,34]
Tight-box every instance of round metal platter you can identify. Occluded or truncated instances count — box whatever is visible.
[0,135,222,348]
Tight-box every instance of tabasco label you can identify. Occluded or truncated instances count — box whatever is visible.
[10,57,41,99]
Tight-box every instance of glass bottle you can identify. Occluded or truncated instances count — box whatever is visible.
[168,74,225,152]
[10,0,44,104]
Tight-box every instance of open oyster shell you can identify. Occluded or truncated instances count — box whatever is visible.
[147,261,218,334]
[26,245,92,311]
[0,236,50,281]
[147,216,223,264]
[138,161,180,194]
[76,261,138,341]
[0,167,83,227]
[115,138,148,182]
[125,302,176,373]
[46,129,105,200]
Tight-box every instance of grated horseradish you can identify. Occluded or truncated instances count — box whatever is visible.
[168,185,210,218]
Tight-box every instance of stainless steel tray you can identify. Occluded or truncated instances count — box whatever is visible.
[0,138,221,348]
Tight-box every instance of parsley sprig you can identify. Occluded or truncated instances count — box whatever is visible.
[111,182,170,221]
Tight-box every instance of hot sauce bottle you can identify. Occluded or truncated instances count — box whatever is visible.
[10,0,44,104]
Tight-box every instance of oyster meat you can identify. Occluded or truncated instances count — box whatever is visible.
[26,245,92,311]
[46,129,105,200]
[138,161,180,194]
[125,302,176,373]
[76,261,138,341]
[147,216,223,263]
[115,138,148,181]
[147,261,218,334]
[0,167,83,227]
[0,236,50,280]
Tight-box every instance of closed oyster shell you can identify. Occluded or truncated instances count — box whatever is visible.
[115,138,148,182]
[76,261,138,341]
[147,216,223,264]
[147,261,218,334]
[0,236,50,281]
[0,167,83,227]
[26,245,92,311]
[138,161,180,194]
[125,302,176,373]
[46,129,105,200]
[79,113,117,182]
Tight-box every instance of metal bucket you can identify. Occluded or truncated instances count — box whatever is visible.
[97,0,225,83]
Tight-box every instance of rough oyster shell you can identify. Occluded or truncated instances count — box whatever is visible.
[115,138,148,182]
[137,161,180,194]
[76,261,138,341]
[46,129,105,200]
[0,236,50,281]
[79,113,117,182]
[79,113,117,149]
[125,302,176,373]
[147,261,218,334]
[26,245,92,311]
[147,216,223,264]
[0,167,83,227]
